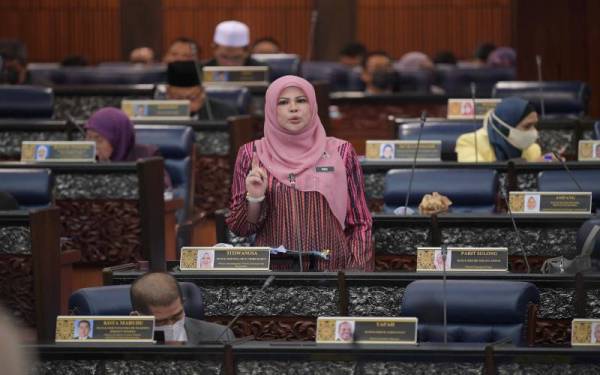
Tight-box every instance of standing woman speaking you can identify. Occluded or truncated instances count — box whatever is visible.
[227,76,373,271]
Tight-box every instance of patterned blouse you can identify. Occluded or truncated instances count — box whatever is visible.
[226,140,373,271]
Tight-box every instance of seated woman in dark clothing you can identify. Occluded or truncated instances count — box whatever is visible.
[85,107,160,162]
[85,108,171,186]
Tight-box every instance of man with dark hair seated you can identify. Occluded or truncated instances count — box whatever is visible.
[339,42,367,70]
[165,61,238,120]
[130,272,233,344]
[163,37,200,64]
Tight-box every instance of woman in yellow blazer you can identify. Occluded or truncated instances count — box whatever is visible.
[455,97,544,162]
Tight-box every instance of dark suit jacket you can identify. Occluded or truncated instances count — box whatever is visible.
[184,317,234,344]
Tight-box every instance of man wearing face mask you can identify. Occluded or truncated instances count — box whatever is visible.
[455,96,552,162]
[130,272,234,344]
[361,51,397,95]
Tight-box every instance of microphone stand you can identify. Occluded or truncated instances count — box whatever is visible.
[536,55,546,119]
[403,111,427,215]
[441,244,448,344]
[288,173,303,272]
[500,191,531,273]
[215,275,276,344]
[470,82,478,163]
[552,151,584,192]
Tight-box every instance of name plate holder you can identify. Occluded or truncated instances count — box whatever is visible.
[447,98,500,119]
[202,66,269,87]
[316,317,418,344]
[121,100,191,120]
[509,191,592,215]
[55,316,155,343]
[365,140,442,161]
[571,319,600,346]
[578,140,600,161]
[180,246,271,271]
[417,247,508,272]
[21,141,96,163]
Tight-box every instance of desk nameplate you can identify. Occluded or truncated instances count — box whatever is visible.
[571,319,600,346]
[509,191,592,215]
[316,316,418,344]
[55,316,154,343]
[180,246,271,271]
[21,141,96,163]
[417,247,508,272]
[202,66,269,86]
[578,140,600,161]
[365,140,441,161]
[121,100,190,120]
[447,98,500,119]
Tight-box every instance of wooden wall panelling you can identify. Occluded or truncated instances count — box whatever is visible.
[161,0,313,61]
[0,0,121,63]
[356,0,512,60]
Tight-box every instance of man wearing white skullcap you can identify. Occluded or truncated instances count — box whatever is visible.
[203,20,264,67]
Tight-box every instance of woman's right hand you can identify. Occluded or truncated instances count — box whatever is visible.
[245,154,268,199]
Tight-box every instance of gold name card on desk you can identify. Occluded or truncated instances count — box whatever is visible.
[21,141,96,162]
[180,246,271,271]
[447,98,500,119]
[577,140,600,161]
[509,191,592,215]
[121,100,190,120]
[365,140,441,161]
[55,316,154,343]
[571,319,600,346]
[417,247,508,272]
[316,317,418,344]
[202,66,269,86]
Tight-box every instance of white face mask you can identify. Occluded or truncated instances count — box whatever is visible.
[155,315,187,342]
[489,112,538,150]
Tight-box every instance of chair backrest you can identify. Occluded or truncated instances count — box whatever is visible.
[205,86,251,115]
[0,168,53,209]
[577,217,600,260]
[68,282,204,320]
[492,81,590,117]
[29,66,166,85]
[384,168,498,213]
[594,121,600,140]
[436,67,515,97]
[0,85,54,118]
[135,125,195,221]
[397,120,482,159]
[537,170,600,211]
[251,54,300,81]
[401,280,540,346]
[396,70,433,93]
[300,61,358,91]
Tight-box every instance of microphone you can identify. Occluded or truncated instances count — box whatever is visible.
[536,55,546,119]
[189,42,214,120]
[403,111,427,215]
[441,244,448,344]
[66,114,86,137]
[288,173,303,272]
[551,151,584,192]
[470,82,479,163]
[500,190,531,273]
[215,275,276,343]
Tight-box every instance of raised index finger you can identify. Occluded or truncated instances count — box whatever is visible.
[251,153,259,170]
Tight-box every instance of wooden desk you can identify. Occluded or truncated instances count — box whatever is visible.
[164,198,184,261]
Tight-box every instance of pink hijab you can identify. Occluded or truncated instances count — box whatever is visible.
[255,75,348,228]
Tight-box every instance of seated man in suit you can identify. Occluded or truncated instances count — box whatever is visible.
[165,60,238,120]
[130,272,234,344]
